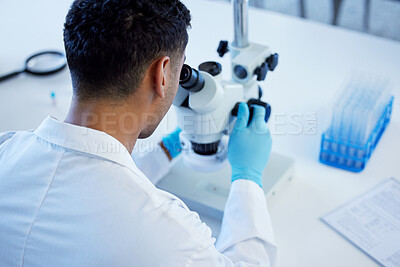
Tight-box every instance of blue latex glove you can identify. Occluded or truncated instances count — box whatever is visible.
[162,127,182,159]
[228,103,272,188]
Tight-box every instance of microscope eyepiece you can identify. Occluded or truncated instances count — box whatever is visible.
[180,65,191,82]
[179,64,205,92]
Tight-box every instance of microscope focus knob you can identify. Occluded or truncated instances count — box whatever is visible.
[231,99,271,123]
[266,53,279,71]
[254,63,268,81]
[217,40,229,57]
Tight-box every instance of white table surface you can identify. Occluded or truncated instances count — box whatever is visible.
[1,1,399,266]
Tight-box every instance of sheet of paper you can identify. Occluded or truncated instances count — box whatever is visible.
[321,178,400,267]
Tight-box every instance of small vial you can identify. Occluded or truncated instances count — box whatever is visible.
[50,91,56,105]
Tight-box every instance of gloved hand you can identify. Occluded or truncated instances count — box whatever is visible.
[161,127,182,160]
[228,103,272,188]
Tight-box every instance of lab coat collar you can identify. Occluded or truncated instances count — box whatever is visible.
[34,116,139,173]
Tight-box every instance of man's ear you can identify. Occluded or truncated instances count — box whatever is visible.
[151,56,170,99]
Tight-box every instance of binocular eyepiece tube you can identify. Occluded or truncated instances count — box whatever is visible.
[179,64,221,156]
[179,64,205,92]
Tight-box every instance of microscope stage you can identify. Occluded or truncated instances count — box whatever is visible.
[157,152,295,220]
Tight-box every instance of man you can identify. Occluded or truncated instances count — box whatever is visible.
[0,0,277,266]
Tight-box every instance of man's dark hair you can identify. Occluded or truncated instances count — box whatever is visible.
[64,0,191,101]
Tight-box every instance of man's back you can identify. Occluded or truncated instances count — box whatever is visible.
[0,117,221,266]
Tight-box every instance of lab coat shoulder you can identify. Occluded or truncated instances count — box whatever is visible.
[0,131,16,147]
[30,151,224,266]
[0,130,35,160]
[132,142,171,185]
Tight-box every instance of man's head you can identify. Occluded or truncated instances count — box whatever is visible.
[64,0,191,138]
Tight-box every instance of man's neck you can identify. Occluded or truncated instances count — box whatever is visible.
[64,97,143,154]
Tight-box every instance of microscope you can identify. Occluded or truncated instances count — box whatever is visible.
[157,0,294,219]
[173,0,278,171]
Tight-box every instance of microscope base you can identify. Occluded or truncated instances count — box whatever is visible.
[156,152,295,220]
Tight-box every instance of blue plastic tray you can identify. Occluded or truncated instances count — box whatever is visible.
[319,97,393,172]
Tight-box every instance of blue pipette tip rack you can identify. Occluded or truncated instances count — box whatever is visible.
[319,79,393,172]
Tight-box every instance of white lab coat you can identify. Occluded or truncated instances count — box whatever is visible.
[0,116,277,266]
